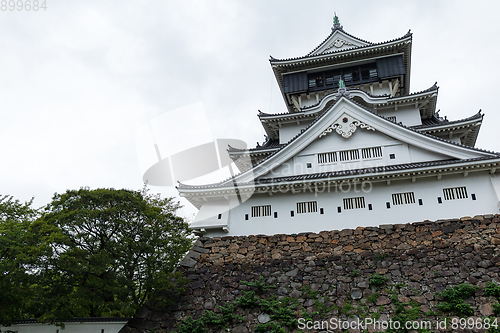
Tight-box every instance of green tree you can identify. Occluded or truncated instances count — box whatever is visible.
[0,195,41,325]
[0,188,193,324]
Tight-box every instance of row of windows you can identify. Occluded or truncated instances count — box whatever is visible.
[307,63,379,90]
[317,146,383,165]
[246,187,474,219]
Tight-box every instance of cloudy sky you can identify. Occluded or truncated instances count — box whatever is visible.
[1,0,499,216]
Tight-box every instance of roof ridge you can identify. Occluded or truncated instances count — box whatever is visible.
[259,82,438,118]
[271,32,411,63]
[177,155,500,189]
[179,88,498,190]
[388,81,438,99]
[412,110,483,129]
[346,97,496,155]
[305,28,374,57]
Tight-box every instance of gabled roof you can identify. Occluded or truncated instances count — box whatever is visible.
[258,83,438,139]
[228,138,284,172]
[228,138,283,153]
[178,89,498,196]
[412,111,483,147]
[269,17,413,113]
[306,21,372,57]
[270,30,411,64]
[413,110,482,129]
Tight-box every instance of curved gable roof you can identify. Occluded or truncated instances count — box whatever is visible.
[179,90,498,191]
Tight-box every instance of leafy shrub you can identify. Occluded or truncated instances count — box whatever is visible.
[242,275,274,294]
[236,290,259,308]
[437,283,478,317]
[369,273,389,287]
[367,292,379,304]
[493,302,500,315]
[485,281,500,297]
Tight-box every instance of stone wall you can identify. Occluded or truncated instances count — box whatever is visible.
[121,214,500,332]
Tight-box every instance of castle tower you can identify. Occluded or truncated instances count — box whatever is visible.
[178,15,500,237]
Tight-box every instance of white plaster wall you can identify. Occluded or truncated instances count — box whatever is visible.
[191,199,230,228]
[377,105,422,127]
[408,145,450,163]
[0,322,127,333]
[279,121,312,144]
[264,130,454,179]
[203,172,499,237]
[370,84,391,96]
[300,97,322,108]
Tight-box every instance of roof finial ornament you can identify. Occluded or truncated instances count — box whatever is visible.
[336,78,350,98]
[332,12,343,31]
[338,78,345,89]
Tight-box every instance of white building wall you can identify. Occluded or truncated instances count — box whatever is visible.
[377,105,422,127]
[201,172,498,237]
[266,130,451,179]
[369,82,391,96]
[0,321,128,333]
[279,121,312,144]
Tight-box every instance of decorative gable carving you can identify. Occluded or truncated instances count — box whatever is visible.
[325,38,354,51]
[319,113,375,139]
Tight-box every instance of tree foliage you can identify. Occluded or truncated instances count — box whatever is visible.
[0,188,193,324]
[0,195,40,323]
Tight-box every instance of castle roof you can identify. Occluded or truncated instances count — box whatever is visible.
[269,19,413,110]
[178,90,498,205]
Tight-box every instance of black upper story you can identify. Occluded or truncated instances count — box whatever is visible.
[283,55,405,95]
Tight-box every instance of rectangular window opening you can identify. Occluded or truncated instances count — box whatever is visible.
[368,203,372,211]
[306,163,312,168]
[320,208,324,214]
[392,192,416,205]
[337,206,342,213]
[437,197,442,204]
[386,202,391,209]
[389,154,396,159]
[291,211,295,217]
[245,214,248,220]
[343,197,366,210]
[318,151,337,164]
[217,214,222,219]
[251,205,271,217]
[418,199,423,206]
[443,186,468,200]
[297,201,318,214]
[471,193,477,201]
[339,149,359,162]
[361,147,382,159]
[274,212,278,218]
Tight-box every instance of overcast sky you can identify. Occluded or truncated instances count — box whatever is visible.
[1,0,499,216]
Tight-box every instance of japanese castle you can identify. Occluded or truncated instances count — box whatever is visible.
[178,15,500,237]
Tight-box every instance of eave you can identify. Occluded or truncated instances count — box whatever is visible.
[179,94,498,206]
[412,112,483,147]
[270,33,412,112]
[178,157,500,207]
[259,84,438,139]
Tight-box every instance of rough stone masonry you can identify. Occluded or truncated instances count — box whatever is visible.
[121,214,500,333]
